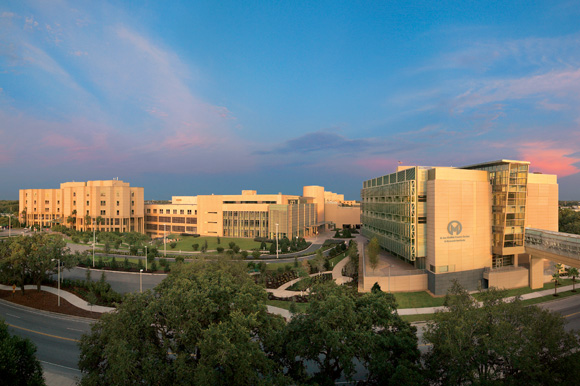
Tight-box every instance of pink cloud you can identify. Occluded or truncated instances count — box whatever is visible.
[518,141,580,177]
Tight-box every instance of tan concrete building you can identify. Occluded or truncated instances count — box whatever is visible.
[361,160,558,295]
[19,180,144,233]
[145,196,198,238]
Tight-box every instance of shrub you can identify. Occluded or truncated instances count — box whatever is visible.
[124,258,130,270]
[159,258,167,267]
[164,264,170,273]
[137,259,143,270]
[216,247,224,253]
[175,256,185,264]
[233,245,240,254]
[110,256,118,270]
[151,260,158,272]
[229,241,236,249]
[170,242,177,249]
[241,250,248,259]
[260,241,267,250]
[192,243,199,251]
[252,250,261,259]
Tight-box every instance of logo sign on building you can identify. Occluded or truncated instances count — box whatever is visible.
[440,220,469,243]
[447,221,462,235]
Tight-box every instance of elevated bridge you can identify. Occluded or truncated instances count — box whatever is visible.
[525,228,580,288]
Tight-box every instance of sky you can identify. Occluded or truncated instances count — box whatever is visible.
[2,0,580,200]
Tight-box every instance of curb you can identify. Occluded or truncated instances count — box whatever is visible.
[0,297,98,323]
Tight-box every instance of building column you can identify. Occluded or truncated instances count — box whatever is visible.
[529,255,544,289]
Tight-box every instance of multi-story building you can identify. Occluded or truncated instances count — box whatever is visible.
[19,180,144,233]
[361,160,558,294]
[145,196,198,238]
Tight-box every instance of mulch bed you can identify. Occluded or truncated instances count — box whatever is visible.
[0,290,101,319]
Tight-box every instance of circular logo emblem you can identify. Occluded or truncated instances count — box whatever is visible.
[447,221,462,235]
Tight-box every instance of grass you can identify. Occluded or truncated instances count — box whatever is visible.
[165,235,269,251]
[472,278,577,301]
[266,299,310,313]
[328,252,347,268]
[265,261,296,271]
[400,314,435,323]
[393,291,447,308]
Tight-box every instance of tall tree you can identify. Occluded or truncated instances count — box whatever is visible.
[283,281,422,385]
[568,267,579,292]
[0,319,45,386]
[367,237,380,273]
[423,282,580,385]
[78,261,291,385]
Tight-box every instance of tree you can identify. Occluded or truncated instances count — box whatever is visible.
[85,214,92,231]
[284,281,422,385]
[0,233,72,293]
[78,261,290,385]
[260,241,267,250]
[252,250,261,259]
[553,263,563,296]
[367,237,380,273]
[269,243,276,255]
[216,236,220,244]
[568,267,579,292]
[0,319,45,385]
[334,230,341,238]
[423,282,580,385]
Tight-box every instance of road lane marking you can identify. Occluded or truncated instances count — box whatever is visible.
[67,327,85,332]
[7,313,20,318]
[564,310,580,318]
[7,323,80,342]
[40,360,81,373]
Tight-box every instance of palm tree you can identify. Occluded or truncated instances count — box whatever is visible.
[96,216,104,231]
[85,214,92,231]
[552,263,563,296]
[568,267,579,292]
[20,209,27,226]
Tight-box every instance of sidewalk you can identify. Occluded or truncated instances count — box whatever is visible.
[0,284,115,313]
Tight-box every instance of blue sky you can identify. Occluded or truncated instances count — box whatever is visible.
[2,0,580,200]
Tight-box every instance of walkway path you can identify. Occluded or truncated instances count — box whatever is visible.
[0,284,115,313]
[3,283,579,319]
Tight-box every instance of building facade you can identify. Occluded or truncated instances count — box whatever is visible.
[19,180,145,233]
[361,160,558,294]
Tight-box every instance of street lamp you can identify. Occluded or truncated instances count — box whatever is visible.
[8,214,12,238]
[275,223,279,260]
[92,219,96,268]
[51,258,60,307]
[145,246,148,272]
[139,269,143,293]
[164,224,167,257]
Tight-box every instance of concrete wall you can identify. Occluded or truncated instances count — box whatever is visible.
[486,267,529,289]
[426,168,492,273]
[324,202,361,229]
[526,173,558,231]
[361,273,428,293]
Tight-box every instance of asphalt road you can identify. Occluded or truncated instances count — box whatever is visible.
[0,299,91,380]
[540,294,580,331]
[59,267,167,294]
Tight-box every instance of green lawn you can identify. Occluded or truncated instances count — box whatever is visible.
[265,261,296,271]
[328,252,347,268]
[393,291,447,308]
[472,278,577,301]
[165,235,268,251]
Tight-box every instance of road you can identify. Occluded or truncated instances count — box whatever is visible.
[0,299,91,381]
[59,267,166,294]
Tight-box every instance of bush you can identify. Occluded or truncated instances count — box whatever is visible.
[229,242,236,249]
[252,250,261,259]
[170,242,177,249]
[151,260,158,272]
[241,250,248,259]
[137,259,143,270]
[217,247,224,253]
[159,258,167,267]
[164,264,170,273]
[123,258,130,270]
[175,256,185,264]
[192,243,199,251]
[110,256,118,270]
[233,245,240,254]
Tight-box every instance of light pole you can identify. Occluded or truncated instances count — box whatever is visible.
[51,258,60,306]
[8,214,11,238]
[275,223,279,260]
[139,269,143,293]
[164,224,167,257]
[92,219,96,268]
[145,246,148,272]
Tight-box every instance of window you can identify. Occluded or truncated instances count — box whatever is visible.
[180,210,184,214]
[160,209,164,214]
[45,208,49,212]
[418,217,427,224]
[101,201,106,206]
[44,200,49,204]
[101,210,106,215]
[147,209,151,214]
[73,201,76,206]
[187,210,192,215]
[132,192,134,197]
[153,209,157,214]
[173,209,177,214]
[73,192,76,197]
[131,201,134,206]
[57,208,60,212]
[116,210,119,215]
[116,201,119,206]
[131,210,134,215]
[57,200,60,204]
[86,201,89,206]
[34,200,36,204]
